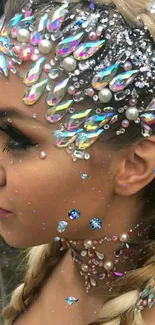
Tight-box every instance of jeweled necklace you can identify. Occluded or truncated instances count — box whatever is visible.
[58,220,150,294]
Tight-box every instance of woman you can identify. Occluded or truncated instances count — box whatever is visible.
[0,0,155,324]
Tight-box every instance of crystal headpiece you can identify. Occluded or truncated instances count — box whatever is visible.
[1,0,155,161]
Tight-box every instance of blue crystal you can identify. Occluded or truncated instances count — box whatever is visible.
[8,13,23,27]
[57,221,68,233]
[65,296,79,306]
[68,209,80,220]
[81,173,88,180]
[89,217,102,230]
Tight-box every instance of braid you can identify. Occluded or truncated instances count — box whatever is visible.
[2,242,67,325]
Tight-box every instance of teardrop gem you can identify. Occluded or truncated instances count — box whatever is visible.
[110,114,118,124]
[51,128,83,148]
[24,57,46,86]
[0,42,14,57]
[140,113,155,125]
[89,277,97,287]
[84,112,114,131]
[0,53,8,77]
[45,100,73,123]
[64,109,92,131]
[95,251,104,260]
[23,79,48,105]
[103,107,115,112]
[146,98,155,111]
[109,70,139,92]
[92,64,119,90]
[47,3,69,32]
[46,78,69,106]
[56,32,84,57]
[38,13,49,32]
[8,13,23,27]
[75,129,104,149]
[73,40,105,61]
[30,31,41,46]
[141,123,152,137]
[19,16,35,28]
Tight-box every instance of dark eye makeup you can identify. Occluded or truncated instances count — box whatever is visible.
[0,124,38,153]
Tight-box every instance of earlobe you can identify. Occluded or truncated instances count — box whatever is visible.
[114,138,155,196]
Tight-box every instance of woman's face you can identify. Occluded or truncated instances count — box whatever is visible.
[0,61,114,249]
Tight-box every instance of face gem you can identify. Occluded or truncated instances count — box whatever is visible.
[23,78,48,105]
[0,53,8,77]
[89,217,102,230]
[92,63,119,90]
[46,78,70,106]
[109,70,139,92]
[75,129,104,149]
[47,3,69,32]
[45,100,73,123]
[57,221,68,233]
[140,113,155,125]
[51,128,83,148]
[84,112,114,131]
[64,109,92,131]
[68,209,80,220]
[73,40,105,61]
[24,56,46,86]
[56,32,84,57]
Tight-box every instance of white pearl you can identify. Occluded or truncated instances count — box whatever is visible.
[38,39,53,54]
[125,107,139,121]
[17,28,30,43]
[103,261,114,271]
[84,239,93,249]
[81,264,89,272]
[62,56,77,72]
[119,233,129,242]
[98,88,112,103]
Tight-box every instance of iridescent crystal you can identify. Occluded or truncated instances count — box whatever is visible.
[38,13,49,32]
[47,3,69,32]
[46,78,69,106]
[51,128,83,147]
[24,57,46,86]
[109,70,139,92]
[57,221,68,232]
[56,32,84,58]
[73,40,105,61]
[92,64,119,90]
[23,78,48,105]
[64,109,92,130]
[19,16,35,28]
[140,113,155,125]
[30,31,41,46]
[65,297,79,306]
[75,129,104,149]
[1,13,23,36]
[84,112,114,131]
[0,53,8,77]
[45,100,73,123]
[0,41,13,57]
[141,123,152,137]
[146,98,155,111]
[103,107,115,112]
[140,278,155,309]
[48,69,60,80]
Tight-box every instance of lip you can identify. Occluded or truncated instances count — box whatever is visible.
[0,208,11,220]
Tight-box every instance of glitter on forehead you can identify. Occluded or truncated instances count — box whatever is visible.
[0,0,155,162]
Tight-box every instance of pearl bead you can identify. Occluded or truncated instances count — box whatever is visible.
[17,28,30,43]
[103,261,114,271]
[38,39,53,54]
[81,264,89,272]
[62,56,77,72]
[119,233,129,242]
[84,239,93,249]
[39,151,47,160]
[125,107,139,121]
[98,88,112,103]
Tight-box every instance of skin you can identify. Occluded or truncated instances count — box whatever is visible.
[0,59,155,324]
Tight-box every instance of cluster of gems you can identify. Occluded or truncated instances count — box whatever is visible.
[1,2,155,161]
[56,220,149,294]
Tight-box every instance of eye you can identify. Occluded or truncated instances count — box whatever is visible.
[0,125,38,153]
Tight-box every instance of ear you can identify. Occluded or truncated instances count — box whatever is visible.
[114,137,155,196]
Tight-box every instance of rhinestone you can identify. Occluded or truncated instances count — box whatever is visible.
[89,217,102,230]
[68,209,80,220]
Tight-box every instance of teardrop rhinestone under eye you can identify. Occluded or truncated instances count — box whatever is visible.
[24,57,46,86]
[46,78,70,106]
[73,40,105,61]
[45,99,73,123]
[92,64,119,90]
[23,79,48,105]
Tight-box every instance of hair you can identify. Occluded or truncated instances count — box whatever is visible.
[1,0,155,325]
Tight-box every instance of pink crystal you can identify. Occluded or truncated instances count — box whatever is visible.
[24,10,32,17]
[19,45,33,61]
[12,45,21,55]
[112,236,118,241]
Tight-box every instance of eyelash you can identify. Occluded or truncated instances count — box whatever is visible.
[0,125,37,153]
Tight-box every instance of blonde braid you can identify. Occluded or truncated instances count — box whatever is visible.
[1,241,67,325]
